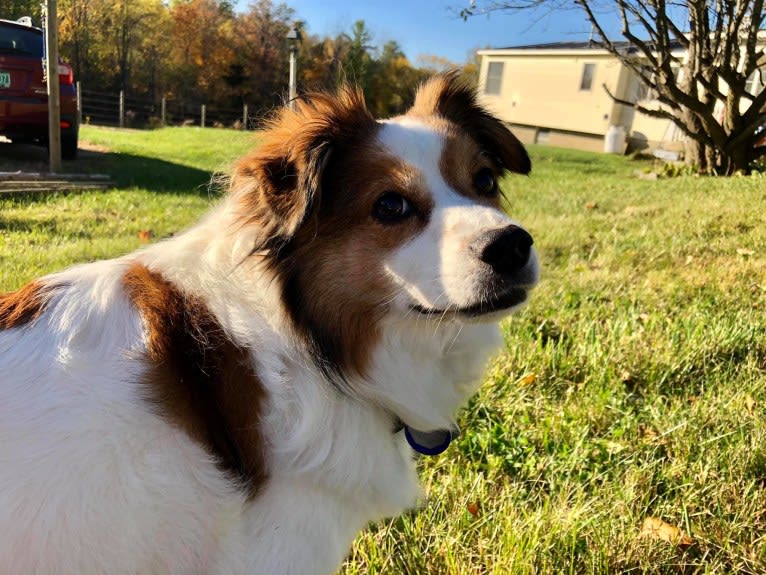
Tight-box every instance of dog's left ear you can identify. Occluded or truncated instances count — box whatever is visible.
[409,71,531,175]
[231,88,376,249]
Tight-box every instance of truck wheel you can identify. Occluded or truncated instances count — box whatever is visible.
[62,135,78,160]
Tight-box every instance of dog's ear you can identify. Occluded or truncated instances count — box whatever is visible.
[409,71,531,175]
[231,87,376,250]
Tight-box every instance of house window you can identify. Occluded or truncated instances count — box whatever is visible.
[634,65,654,101]
[580,63,596,91]
[745,69,764,96]
[633,64,681,101]
[634,80,652,101]
[485,62,504,95]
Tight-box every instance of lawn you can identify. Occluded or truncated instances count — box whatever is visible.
[0,126,257,288]
[2,127,765,574]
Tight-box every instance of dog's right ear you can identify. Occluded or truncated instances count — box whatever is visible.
[409,71,531,176]
[231,88,376,252]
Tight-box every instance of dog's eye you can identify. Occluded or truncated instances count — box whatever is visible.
[473,168,497,197]
[373,192,413,223]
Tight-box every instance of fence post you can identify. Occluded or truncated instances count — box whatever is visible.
[161,97,166,126]
[119,90,125,128]
[201,104,206,128]
[76,81,82,128]
[242,104,248,130]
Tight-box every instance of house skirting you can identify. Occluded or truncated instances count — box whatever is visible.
[506,123,606,153]
[507,122,687,156]
[626,135,685,154]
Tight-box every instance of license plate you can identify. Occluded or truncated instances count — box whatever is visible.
[0,71,10,88]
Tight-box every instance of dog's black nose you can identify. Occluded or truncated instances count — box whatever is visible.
[472,225,534,275]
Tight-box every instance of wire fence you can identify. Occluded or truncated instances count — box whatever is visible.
[80,86,259,131]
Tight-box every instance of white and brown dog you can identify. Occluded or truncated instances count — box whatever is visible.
[0,74,538,574]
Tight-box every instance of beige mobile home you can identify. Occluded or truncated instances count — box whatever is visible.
[477,40,765,156]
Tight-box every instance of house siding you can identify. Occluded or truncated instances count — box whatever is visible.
[478,51,630,138]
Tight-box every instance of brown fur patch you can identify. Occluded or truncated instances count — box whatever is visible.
[230,86,378,254]
[408,72,531,175]
[123,262,268,497]
[0,281,56,330]
[277,139,433,381]
[440,128,504,209]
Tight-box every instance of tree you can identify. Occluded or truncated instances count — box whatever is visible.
[462,1,766,174]
[343,20,376,94]
[59,0,102,85]
[300,33,351,90]
[4,0,42,22]
[367,41,429,117]
[229,0,294,112]
[168,0,238,106]
[59,0,168,93]
[417,53,481,87]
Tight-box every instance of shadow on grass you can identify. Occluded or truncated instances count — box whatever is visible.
[88,150,218,196]
[0,215,56,232]
[0,141,218,196]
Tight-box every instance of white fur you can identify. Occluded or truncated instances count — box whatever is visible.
[0,116,536,574]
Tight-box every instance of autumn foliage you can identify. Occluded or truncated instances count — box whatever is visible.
[6,0,476,122]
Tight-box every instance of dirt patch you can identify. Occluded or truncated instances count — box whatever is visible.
[0,141,49,172]
[79,140,111,153]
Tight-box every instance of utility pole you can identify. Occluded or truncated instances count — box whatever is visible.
[43,0,61,172]
[285,26,300,109]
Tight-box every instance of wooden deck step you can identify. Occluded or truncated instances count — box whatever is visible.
[0,171,113,194]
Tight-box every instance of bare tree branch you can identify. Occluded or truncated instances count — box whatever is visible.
[727,112,766,150]
[603,82,712,145]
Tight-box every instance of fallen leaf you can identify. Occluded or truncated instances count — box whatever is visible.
[466,501,480,518]
[138,230,153,242]
[585,201,599,210]
[519,373,537,386]
[640,517,693,548]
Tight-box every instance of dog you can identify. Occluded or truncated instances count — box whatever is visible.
[0,73,538,574]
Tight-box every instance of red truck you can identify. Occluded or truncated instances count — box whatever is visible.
[0,17,79,159]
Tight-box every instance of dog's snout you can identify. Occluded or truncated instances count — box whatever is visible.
[472,225,534,275]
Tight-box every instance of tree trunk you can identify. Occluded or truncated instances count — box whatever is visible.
[682,110,709,171]
[705,145,718,174]
[727,141,752,175]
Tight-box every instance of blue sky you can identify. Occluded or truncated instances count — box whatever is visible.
[240,1,624,65]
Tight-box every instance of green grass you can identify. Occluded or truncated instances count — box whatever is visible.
[2,128,766,573]
[0,126,258,288]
